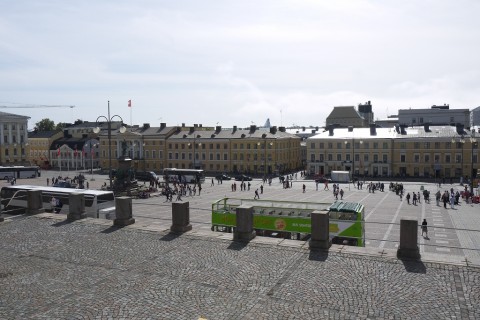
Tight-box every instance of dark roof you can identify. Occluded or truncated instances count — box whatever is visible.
[28,130,62,138]
[0,111,30,120]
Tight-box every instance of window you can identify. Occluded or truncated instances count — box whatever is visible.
[346,154,351,161]
[363,154,369,162]
[337,154,342,161]
[319,143,324,149]
[310,154,315,162]
[319,154,324,162]
[446,142,452,148]
[414,154,420,163]
[328,143,333,149]
[328,154,333,161]
[363,142,369,149]
[209,153,214,160]
[400,154,406,162]
[337,142,342,149]
[424,142,430,149]
[400,142,406,149]
[383,142,388,149]
[175,152,179,159]
[373,142,378,149]
[424,154,430,163]
[445,154,451,163]
[310,143,315,149]
[434,142,440,149]
[456,154,462,163]
[223,153,228,160]
[168,152,172,160]
[383,154,388,162]
[414,142,420,149]
[373,154,379,162]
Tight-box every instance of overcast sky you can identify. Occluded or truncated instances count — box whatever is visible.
[1,0,479,129]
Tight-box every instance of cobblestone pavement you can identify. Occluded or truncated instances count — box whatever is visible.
[1,215,480,319]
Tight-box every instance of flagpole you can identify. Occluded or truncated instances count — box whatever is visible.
[130,100,132,126]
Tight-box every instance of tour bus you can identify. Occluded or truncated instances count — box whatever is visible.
[163,168,205,184]
[0,166,40,180]
[211,198,365,246]
[0,185,116,218]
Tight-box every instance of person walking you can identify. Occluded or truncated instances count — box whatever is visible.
[260,185,263,194]
[211,178,214,186]
[254,189,260,200]
[412,192,417,205]
[435,190,441,206]
[406,192,411,205]
[339,189,344,200]
[421,219,428,237]
[302,184,306,193]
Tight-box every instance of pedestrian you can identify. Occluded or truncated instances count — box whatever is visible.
[324,181,329,190]
[406,192,411,204]
[417,192,421,204]
[260,185,263,194]
[254,189,260,199]
[302,184,306,193]
[421,219,428,237]
[340,189,344,200]
[412,192,417,205]
[211,178,214,186]
[248,182,251,191]
[47,178,50,186]
[86,181,89,189]
[435,190,441,206]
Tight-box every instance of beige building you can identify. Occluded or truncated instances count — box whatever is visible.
[0,111,30,166]
[97,123,302,175]
[307,124,479,181]
[28,130,63,168]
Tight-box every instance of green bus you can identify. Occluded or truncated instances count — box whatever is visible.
[211,198,365,246]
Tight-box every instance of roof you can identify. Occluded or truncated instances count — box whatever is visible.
[307,125,477,140]
[0,111,30,120]
[28,130,62,139]
[326,106,363,120]
[168,128,299,140]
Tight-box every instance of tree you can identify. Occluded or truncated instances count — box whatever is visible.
[55,122,67,130]
[35,118,55,131]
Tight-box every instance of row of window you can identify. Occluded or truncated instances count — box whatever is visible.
[310,153,479,164]
[310,141,476,150]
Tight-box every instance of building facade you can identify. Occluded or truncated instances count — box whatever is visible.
[307,124,479,180]
[398,105,470,127]
[0,111,30,166]
[28,130,63,169]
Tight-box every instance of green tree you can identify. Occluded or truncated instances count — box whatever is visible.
[35,118,55,131]
[55,122,67,130]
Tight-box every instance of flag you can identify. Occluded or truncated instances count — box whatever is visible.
[128,100,132,107]
[57,148,60,156]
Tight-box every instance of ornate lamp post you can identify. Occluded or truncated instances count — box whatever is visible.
[93,101,126,189]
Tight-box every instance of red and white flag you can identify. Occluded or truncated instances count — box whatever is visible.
[57,148,60,156]
[128,100,132,107]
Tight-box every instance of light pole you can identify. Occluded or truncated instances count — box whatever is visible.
[186,134,201,169]
[89,141,98,181]
[470,131,477,194]
[93,101,126,190]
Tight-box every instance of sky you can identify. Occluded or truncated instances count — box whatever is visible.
[1,0,479,130]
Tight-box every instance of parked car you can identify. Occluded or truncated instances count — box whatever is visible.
[215,174,232,181]
[315,176,332,183]
[235,174,252,181]
[135,171,158,182]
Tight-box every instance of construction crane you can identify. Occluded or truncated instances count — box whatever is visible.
[0,104,75,109]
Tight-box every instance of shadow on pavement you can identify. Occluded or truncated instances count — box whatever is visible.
[227,241,248,251]
[51,219,75,227]
[308,250,329,262]
[400,259,427,274]
[160,232,181,241]
[101,225,123,234]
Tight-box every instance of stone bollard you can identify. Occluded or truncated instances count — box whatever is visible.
[309,211,331,250]
[26,190,45,215]
[233,205,256,242]
[397,219,420,259]
[67,193,87,221]
[114,196,135,226]
[171,202,192,233]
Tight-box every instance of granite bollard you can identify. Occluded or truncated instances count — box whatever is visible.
[26,190,45,215]
[233,205,256,242]
[67,193,87,221]
[171,202,192,233]
[114,196,135,226]
[309,211,331,250]
[397,219,420,259]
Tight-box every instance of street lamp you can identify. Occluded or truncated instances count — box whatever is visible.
[258,133,272,180]
[89,141,98,181]
[452,136,466,184]
[93,101,126,189]
[470,131,477,194]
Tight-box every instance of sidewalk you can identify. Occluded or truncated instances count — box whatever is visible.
[1,213,479,319]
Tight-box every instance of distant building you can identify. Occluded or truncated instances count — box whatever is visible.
[325,101,374,128]
[28,130,63,169]
[398,105,470,128]
[0,111,30,165]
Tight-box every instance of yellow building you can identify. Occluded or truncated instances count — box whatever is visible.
[307,124,479,181]
[28,130,63,169]
[97,123,302,175]
[0,111,30,166]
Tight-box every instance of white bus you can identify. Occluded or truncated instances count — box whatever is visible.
[163,168,205,184]
[0,185,115,218]
[0,166,40,180]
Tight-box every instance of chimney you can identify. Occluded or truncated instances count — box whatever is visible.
[199,124,202,127]
[369,123,377,136]
[182,123,185,127]
[302,126,305,131]
[194,124,198,127]
[424,123,430,132]
[143,123,150,129]
[400,124,407,135]
[279,126,286,132]
[348,126,353,132]
[270,126,277,134]
[189,127,195,134]
[215,126,222,133]
[328,125,334,136]
[160,123,166,130]
[250,125,256,133]
[233,125,237,133]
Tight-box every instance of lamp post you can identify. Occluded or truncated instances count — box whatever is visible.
[470,131,477,194]
[187,134,201,169]
[89,141,98,181]
[94,101,126,190]
[452,135,466,184]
